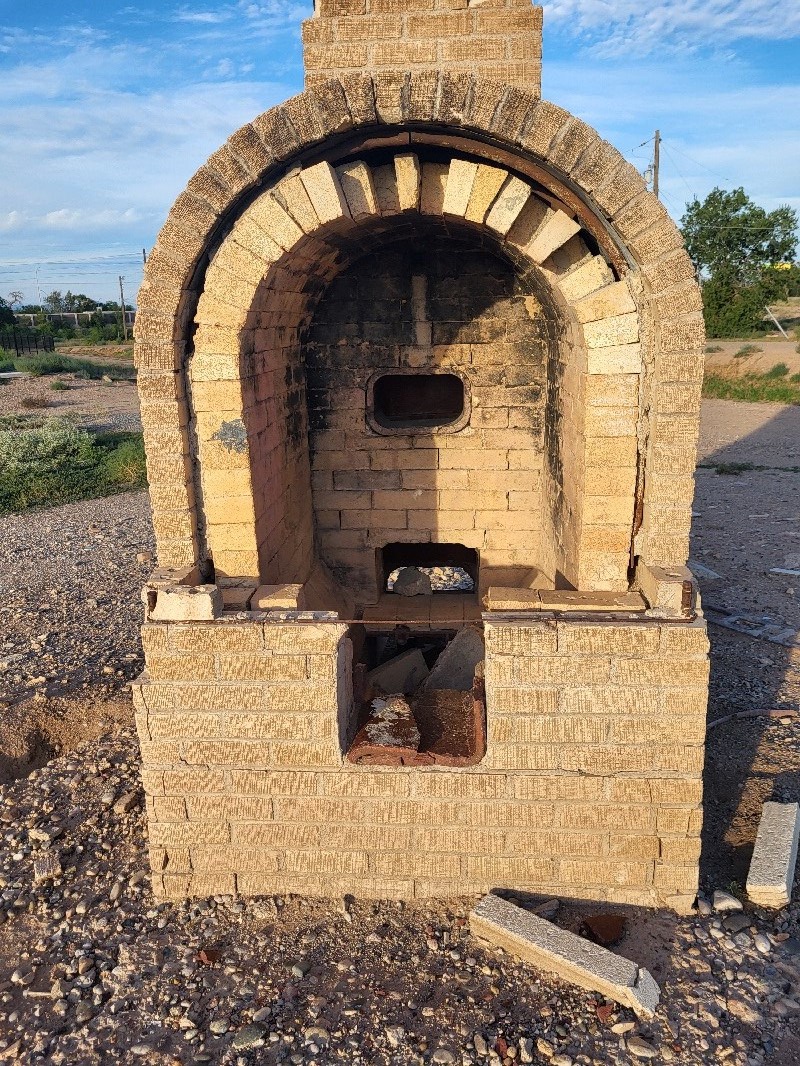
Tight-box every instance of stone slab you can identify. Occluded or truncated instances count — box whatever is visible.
[149,584,222,622]
[747,802,800,909]
[252,583,307,610]
[422,626,485,693]
[470,894,660,1018]
[367,648,429,695]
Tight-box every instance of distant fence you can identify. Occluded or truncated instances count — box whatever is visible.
[14,311,135,328]
[0,328,56,356]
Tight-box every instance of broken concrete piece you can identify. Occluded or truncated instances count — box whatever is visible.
[636,561,696,614]
[422,626,485,693]
[33,852,61,882]
[746,801,800,909]
[251,583,307,610]
[367,648,429,695]
[469,894,660,1018]
[392,567,433,597]
[148,583,222,622]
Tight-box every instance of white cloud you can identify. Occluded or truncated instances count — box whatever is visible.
[544,0,800,55]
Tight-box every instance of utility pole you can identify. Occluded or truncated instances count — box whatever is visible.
[653,129,661,200]
[119,275,128,341]
[142,248,147,265]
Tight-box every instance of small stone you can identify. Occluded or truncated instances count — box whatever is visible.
[532,898,559,920]
[754,932,772,954]
[432,1051,455,1064]
[551,1055,573,1066]
[580,913,626,947]
[611,1021,635,1034]
[697,897,712,916]
[519,1038,534,1064]
[75,1002,93,1024]
[231,1024,266,1050]
[130,1044,153,1056]
[387,1027,406,1048]
[723,913,751,933]
[473,1033,489,1056]
[537,1038,554,1059]
[626,1035,658,1059]
[291,962,309,979]
[113,791,138,816]
[209,1018,229,1035]
[713,890,743,913]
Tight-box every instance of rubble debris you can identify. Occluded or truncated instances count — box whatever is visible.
[348,694,425,765]
[532,898,560,920]
[580,913,626,947]
[392,566,433,597]
[367,648,429,695]
[422,625,484,692]
[746,801,800,909]
[469,894,660,1019]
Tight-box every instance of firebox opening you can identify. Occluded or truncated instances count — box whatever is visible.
[346,623,487,767]
[372,372,465,429]
[381,543,478,594]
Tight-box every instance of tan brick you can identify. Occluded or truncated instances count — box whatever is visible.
[283,850,369,875]
[149,821,230,847]
[488,688,559,715]
[556,623,661,656]
[230,770,319,795]
[559,859,652,887]
[653,863,698,893]
[186,795,272,820]
[492,716,610,744]
[217,654,308,682]
[463,855,555,883]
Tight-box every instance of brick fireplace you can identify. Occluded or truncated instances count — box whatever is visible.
[133,1,709,912]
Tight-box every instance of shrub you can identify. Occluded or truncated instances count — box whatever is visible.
[20,396,52,409]
[764,362,789,378]
[734,344,762,357]
[0,420,146,513]
[49,379,70,391]
[705,344,723,353]
[15,354,135,381]
[703,373,800,404]
[0,359,15,374]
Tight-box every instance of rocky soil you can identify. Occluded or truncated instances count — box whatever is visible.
[0,400,798,1064]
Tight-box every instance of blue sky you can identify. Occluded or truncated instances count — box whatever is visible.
[1,0,798,305]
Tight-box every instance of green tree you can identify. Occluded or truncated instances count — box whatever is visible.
[0,298,14,327]
[681,187,797,283]
[44,290,65,313]
[680,188,798,337]
[63,291,99,312]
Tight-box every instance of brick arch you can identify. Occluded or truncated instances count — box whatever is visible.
[135,73,703,585]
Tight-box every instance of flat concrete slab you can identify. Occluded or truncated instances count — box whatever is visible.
[746,801,800,909]
[470,894,660,1018]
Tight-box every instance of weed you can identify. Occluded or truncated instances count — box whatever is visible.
[49,379,70,391]
[764,362,789,378]
[734,344,762,357]
[0,359,15,374]
[702,373,800,405]
[21,396,52,409]
[714,462,755,475]
[705,345,723,353]
[13,354,135,381]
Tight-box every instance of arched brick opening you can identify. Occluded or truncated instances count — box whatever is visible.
[136,75,704,596]
[187,147,648,605]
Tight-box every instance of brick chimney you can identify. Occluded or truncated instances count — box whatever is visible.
[302,0,543,94]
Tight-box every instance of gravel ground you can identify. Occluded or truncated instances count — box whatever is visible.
[0,374,141,433]
[0,492,153,710]
[0,399,798,1064]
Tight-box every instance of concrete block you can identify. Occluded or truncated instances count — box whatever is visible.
[394,154,421,212]
[465,165,508,224]
[252,583,307,610]
[635,561,694,615]
[470,894,660,1018]
[299,161,350,225]
[367,648,429,695]
[422,625,484,692]
[149,584,222,622]
[485,176,532,237]
[336,160,378,219]
[537,590,647,612]
[220,584,257,610]
[443,158,478,218]
[746,802,800,908]
[526,210,581,264]
[486,587,541,611]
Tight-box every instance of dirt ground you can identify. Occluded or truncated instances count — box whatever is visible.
[0,397,799,1064]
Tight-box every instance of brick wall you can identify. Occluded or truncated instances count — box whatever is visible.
[305,229,552,602]
[302,1,543,94]
[135,614,707,911]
